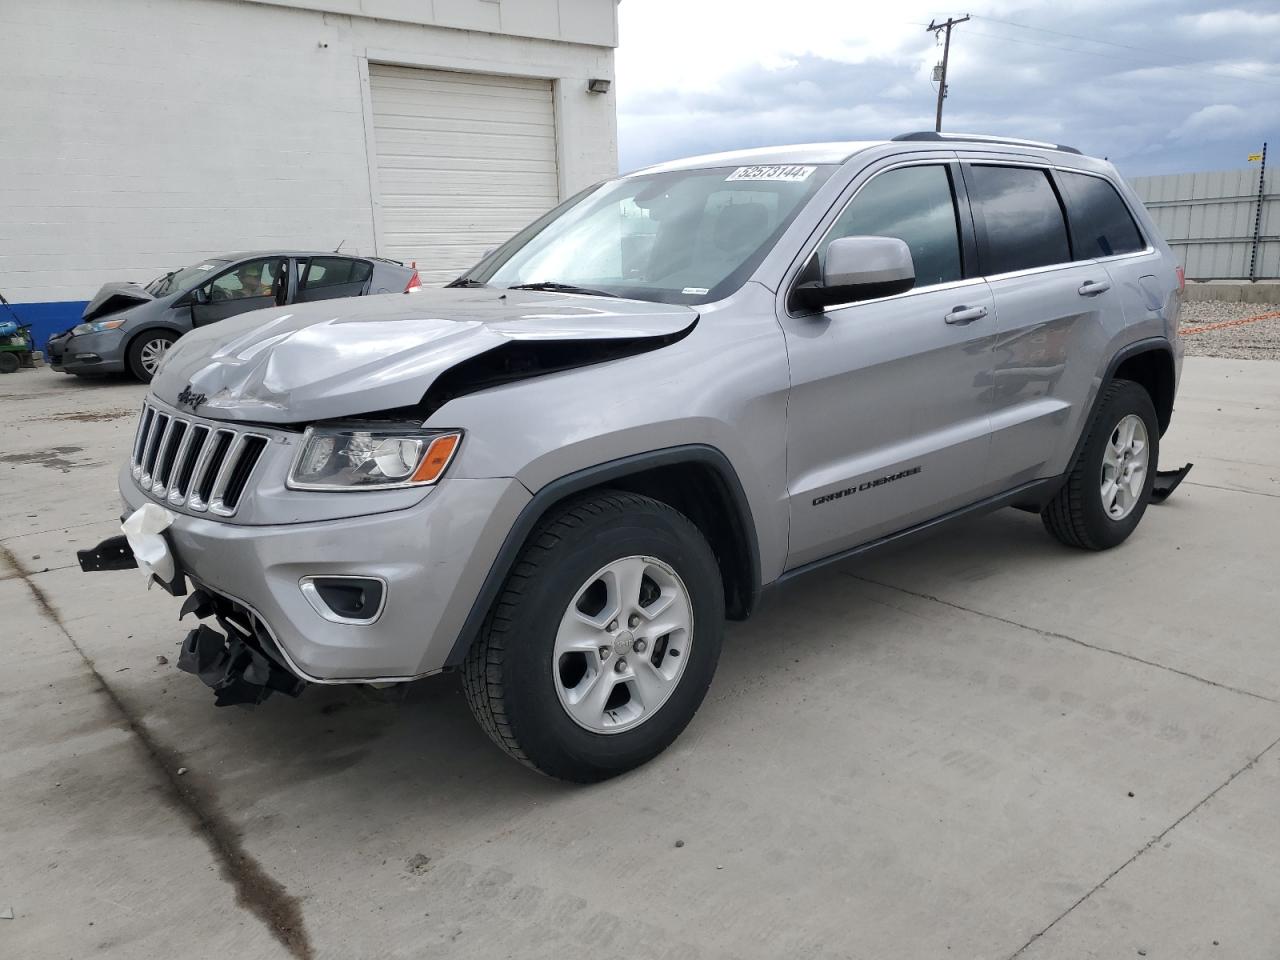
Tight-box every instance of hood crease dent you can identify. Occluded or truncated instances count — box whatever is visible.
[151,289,700,424]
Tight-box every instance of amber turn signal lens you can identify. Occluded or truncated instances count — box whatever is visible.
[410,433,461,484]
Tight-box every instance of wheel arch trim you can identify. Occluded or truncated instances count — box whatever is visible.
[1066,336,1173,475]
[444,444,762,667]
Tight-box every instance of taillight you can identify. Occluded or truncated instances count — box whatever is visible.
[404,269,421,293]
[1175,266,1185,292]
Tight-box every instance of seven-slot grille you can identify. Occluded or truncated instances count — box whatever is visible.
[130,401,269,517]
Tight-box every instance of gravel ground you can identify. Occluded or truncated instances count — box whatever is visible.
[1180,299,1280,360]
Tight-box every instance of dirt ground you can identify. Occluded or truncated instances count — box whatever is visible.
[1180,299,1280,361]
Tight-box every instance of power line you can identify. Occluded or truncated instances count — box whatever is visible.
[969,14,1280,88]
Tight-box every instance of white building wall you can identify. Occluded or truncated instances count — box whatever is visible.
[0,0,618,305]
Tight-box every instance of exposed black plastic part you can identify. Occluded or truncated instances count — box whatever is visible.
[1150,463,1193,504]
[179,588,215,621]
[176,621,305,707]
[77,535,138,572]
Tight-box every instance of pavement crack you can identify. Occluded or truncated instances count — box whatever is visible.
[845,573,1278,704]
[1004,733,1280,958]
[1184,479,1280,500]
[1,543,313,959]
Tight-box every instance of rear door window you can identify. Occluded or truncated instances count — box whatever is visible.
[823,164,963,288]
[966,165,1071,275]
[298,257,373,303]
[1057,171,1145,258]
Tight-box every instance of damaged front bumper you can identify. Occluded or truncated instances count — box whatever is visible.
[78,468,530,705]
[77,534,307,705]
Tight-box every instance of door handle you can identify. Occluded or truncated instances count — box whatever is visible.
[944,305,988,325]
[1078,279,1112,297]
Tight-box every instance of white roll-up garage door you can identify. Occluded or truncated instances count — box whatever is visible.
[368,64,560,284]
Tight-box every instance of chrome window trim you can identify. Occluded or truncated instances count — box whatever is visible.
[299,575,389,626]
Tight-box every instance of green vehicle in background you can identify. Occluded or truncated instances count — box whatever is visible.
[0,292,35,374]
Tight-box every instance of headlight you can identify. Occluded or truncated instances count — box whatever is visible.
[287,425,462,491]
[71,318,127,336]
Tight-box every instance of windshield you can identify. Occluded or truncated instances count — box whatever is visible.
[145,259,230,297]
[464,164,836,304]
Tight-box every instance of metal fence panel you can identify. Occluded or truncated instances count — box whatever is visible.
[1129,167,1279,280]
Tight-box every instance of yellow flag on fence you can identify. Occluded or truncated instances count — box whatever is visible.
[1248,153,1263,162]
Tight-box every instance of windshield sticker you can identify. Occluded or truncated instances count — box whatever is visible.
[726,164,816,183]
[682,287,709,295]
[195,264,215,270]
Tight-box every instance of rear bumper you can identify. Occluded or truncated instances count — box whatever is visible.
[119,470,530,681]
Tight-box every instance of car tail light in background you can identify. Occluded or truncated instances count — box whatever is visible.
[1176,266,1185,291]
[404,268,421,293]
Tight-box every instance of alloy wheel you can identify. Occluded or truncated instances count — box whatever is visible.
[553,555,693,734]
[1100,413,1149,520]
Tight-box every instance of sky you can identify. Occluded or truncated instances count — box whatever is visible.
[614,0,1280,179]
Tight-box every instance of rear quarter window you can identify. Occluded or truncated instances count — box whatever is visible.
[966,165,1071,275]
[1058,171,1145,258]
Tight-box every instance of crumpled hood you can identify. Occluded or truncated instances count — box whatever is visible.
[82,282,153,321]
[151,289,698,424]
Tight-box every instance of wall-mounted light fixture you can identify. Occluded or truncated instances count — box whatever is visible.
[587,78,611,94]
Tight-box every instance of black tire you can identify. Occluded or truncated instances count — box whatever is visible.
[1042,378,1159,550]
[463,490,724,782]
[0,352,19,374]
[126,330,176,383]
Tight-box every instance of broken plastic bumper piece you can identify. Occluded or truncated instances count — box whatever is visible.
[178,624,304,707]
[76,534,138,572]
[177,590,307,706]
[1150,462,1194,504]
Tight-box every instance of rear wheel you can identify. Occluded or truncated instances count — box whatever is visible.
[1042,378,1158,550]
[0,352,19,374]
[126,331,176,383]
[463,491,723,782]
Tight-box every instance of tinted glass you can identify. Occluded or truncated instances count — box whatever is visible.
[824,165,962,287]
[304,257,372,289]
[968,165,1071,274]
[1058,171,1144,258]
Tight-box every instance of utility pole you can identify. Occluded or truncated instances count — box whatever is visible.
[927,15,970,132]
[1248,142,1267,283]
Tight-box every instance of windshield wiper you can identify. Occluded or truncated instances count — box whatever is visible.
[445,277,487,288]
[508,281,618,298]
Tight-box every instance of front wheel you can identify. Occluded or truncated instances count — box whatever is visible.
[463,491,724,782]
[126,331,176,383]
[1041,378,1158,550]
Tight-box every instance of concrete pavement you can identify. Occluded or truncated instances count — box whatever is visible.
[1,358,1277,959]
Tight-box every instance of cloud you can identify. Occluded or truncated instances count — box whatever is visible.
[616,0,1280,177]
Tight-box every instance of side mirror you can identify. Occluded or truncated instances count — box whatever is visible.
[792,236,915,311]
[193,286,211,305]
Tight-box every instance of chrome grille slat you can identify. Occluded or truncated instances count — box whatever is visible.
[131,405,153,476]
[130,401,271,518]
[141,413,169,484]
[191,429,234,511]
[148,417,176,494]
[207,434,246,516]
[170,425,209,504]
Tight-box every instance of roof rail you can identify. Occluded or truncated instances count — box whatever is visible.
[891,131,1082,156]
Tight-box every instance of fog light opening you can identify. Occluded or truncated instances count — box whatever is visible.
[300,575,387,625]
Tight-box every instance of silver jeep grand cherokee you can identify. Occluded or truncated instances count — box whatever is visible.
[82,133,1190,782]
